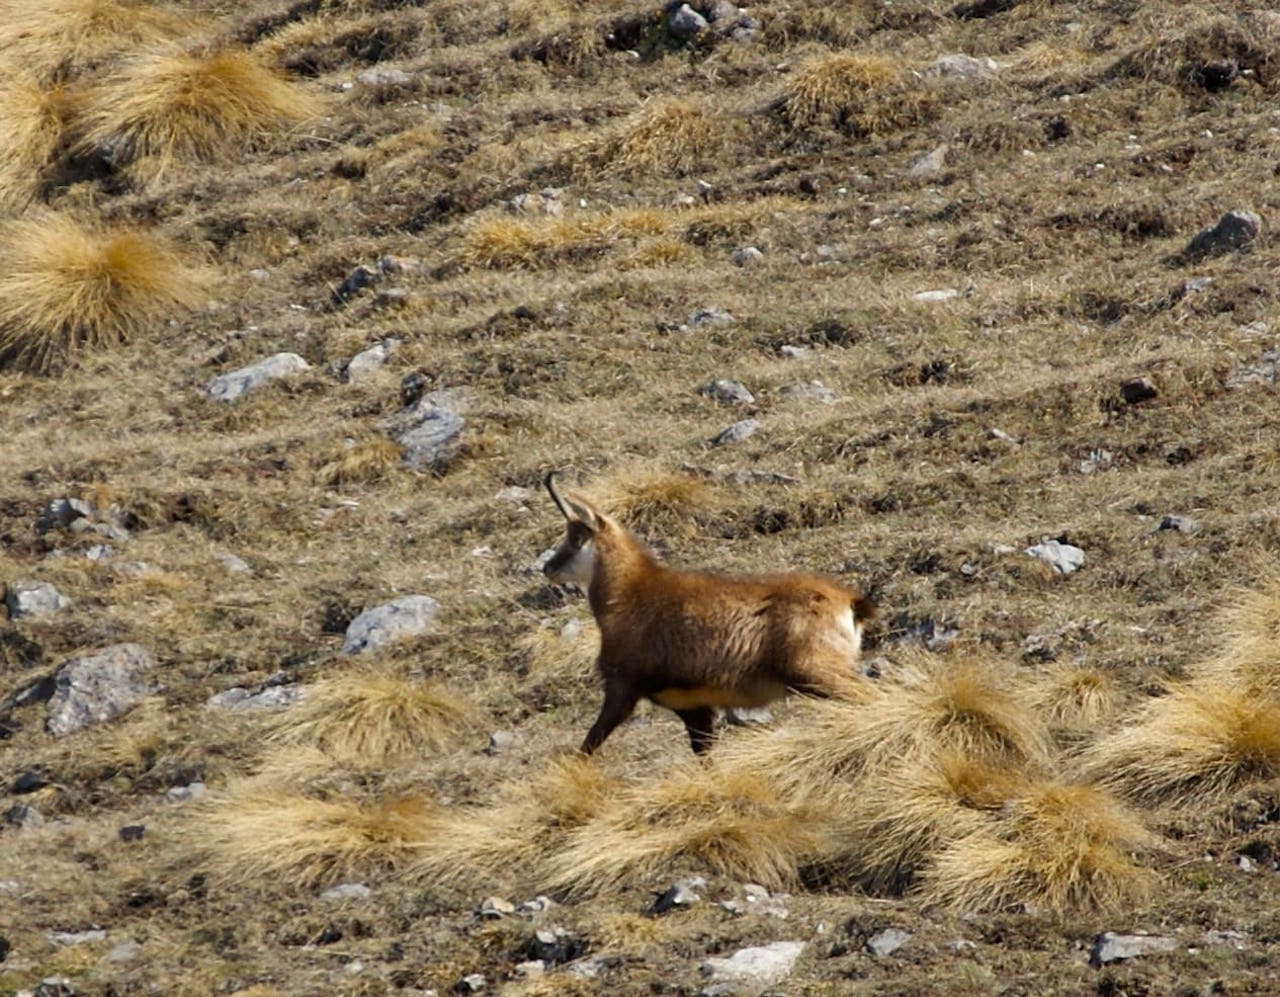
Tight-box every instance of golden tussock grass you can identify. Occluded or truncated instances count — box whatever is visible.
[571,97,740,180]
[409,756,612,891]
[818,751,1027,892]
[782,53,933,135]
[545,764,823,897]
[0,75,76,210]
[620,236,695,270]
[315,436,404,486]
[1077,682,1280,805]
[1031,665,1119,734]
[75,47,325,177]
[588,467,716,537]
[200,791,438,888]
[718,658,1050,811]
[0,211,206,373]
[919,781,1154,914]
[268,668,477,766]
[0,0,198,81]
[1204,577,1280,695]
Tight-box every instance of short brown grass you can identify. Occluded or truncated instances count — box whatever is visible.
[545,764,823,897]
[75,47,324,176]
[1078,682,1280,805]
[201,792,438,888]
[0,0,197,81]
[268,668,477,767]
[0,211,205,372]
[782,53,933,135]
[589,467,716,537]
[920,781,1153,914]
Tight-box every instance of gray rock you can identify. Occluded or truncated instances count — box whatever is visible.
[722,707,773,727]
[345,340,397,383]
[49,929,107,946]
[34,977,77,997]
[46,644,156,737]
[215,552,251,573]
[105,940,143,963]
[516,895,556,914]
[913,288,960,302]
[207,353,310,402]
[1078,448,1114,475]
[455,973,486,994]
[6,580,70,619]
[731,246,764,266]
[1237,854,1255,873]
[866,928,911,957]
[529,926,580,964]
[719,883,790,918]
[37,497,94,533]
[207,685,301,712]
[342,595,441,654]
[1025,540,1085,576]
[85,544,114,562]
[356,67,415,87]
[479,896,515,919]
[4,803,44,829]
[322,882,372,901]
[778,344,811,359]
[1120,376,1158,404]
[164,782,206,803]
[1089,932,1177,967]
[1202,929,1247,950]
[1157,514,1200,535]
[389,396,465,473]
[778,381,837,405]
[649,876,706,915]
[926,53,998,79]
[668,3,708,37]
[485,730,519,756]
[514,960,546,977]
[711,419,760,446]
[1186,210,1261,259]
[508,189,565,217]
[700,379,755,406]
[333,264,379,305]
[908,143,950,181]
[701,941,804,991]
[565,956,611,978]
[689,308,733,327]
[1226,346,1278,389]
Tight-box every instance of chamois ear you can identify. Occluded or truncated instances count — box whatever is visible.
[545,473,602,531]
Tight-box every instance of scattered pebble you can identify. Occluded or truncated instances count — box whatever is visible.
[342,596,441,655]
[322,883,373,901]
[699,379,755,406]
[1025,540,1085,576]
[5,580,70,619]
[866,927,912,957]
[711,419,760,446]
[731,246,764,266]
[207,353,310,403]
[1089,932,1176,967]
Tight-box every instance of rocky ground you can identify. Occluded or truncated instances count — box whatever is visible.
[2,0,1280,994]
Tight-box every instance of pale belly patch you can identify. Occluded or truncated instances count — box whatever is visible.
[651,682,788,711]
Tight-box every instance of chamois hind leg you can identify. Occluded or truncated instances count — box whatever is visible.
[580,683,640,756]
[675,706,716,755]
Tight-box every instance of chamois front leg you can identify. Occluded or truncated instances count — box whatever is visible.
[675,706,716,755]
[580,681,640,756]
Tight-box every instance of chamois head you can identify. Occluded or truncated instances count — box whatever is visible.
[543,473,604,589]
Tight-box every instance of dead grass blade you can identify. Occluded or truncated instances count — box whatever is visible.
[781,53,934,135]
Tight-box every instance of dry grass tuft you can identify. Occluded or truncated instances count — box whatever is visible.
[572,97,738,179]
[782,53,933,135]
[590,467,716,537]
[1078,682,1280,805]
[546,764,822,897]
[0,75,77,210]
[268,668,477,766]
[0,211,205,372]
[819,751,1026,892]
[201,792,438,888]
[1031,665,1119,734]
[316,436,404,486]
[0,0,197,81]
[409,756,612,891]
[517,616,600,702]
[76,47,324,176]
[1205,577,1280,695]
[920,781,1154,914]
[1109,14,1280,90]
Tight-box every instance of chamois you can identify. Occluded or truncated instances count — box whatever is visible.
[542,473,875,755]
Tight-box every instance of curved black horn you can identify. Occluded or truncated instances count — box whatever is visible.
[545,472,573,520]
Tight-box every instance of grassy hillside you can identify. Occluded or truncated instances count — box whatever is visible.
[2,0,1280,993]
